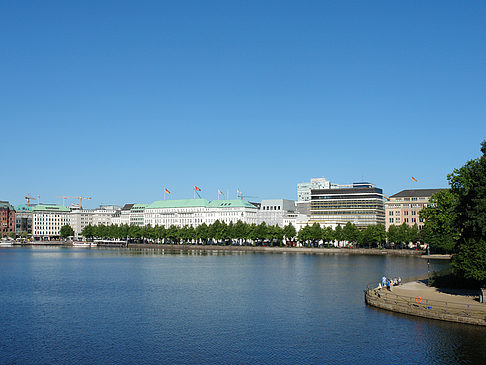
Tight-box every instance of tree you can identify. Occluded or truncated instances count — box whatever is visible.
[334,224,343,245]
[7,231,16,239]
[81,224,94,240]
[360,224,386,248]
[419,189,458,253]
[283,224,296,244]
[343,222,360,245]
[309,223,322,247]
[322,226,334,246]
[60,225,74,239]
[450,140,486,284]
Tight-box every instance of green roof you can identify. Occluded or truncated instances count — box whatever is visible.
[33,204,71,212]
[146,199,257,210]
[207,199,257,209]
[146,199,210,209]
[15,204,33,212]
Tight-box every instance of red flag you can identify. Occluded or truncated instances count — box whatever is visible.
[165,189,170,194]
[411,177,418,182]
[194,186,201,191]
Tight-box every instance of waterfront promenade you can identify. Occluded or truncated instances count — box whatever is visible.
[365,281,486,326]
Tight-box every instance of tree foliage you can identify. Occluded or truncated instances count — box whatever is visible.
[60,224,74,239]
[450,141,486,284]
[419,190,458,253]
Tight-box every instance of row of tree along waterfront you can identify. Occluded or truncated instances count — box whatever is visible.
[73,220,424,248]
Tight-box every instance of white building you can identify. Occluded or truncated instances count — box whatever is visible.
[69,208,94,238]
[143,199,258,228]
[93,205,121,226]
[130,204,147,226]
[257,199,296,227]
[33,204,71,240]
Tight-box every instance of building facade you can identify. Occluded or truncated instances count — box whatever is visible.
[14,204,33,234]
[130,204,147,226]
[385,189,446,231]
[308,182,385,229]
[143,199,258,228]
[296,177,340,215]
[0,201,16,238]
[257,199,296,227]
[69,208,94,238]
[32,204,71,240]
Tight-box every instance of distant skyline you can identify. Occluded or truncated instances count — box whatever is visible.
[2,1,485,208]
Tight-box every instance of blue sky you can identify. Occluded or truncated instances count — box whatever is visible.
[1,1,485,208]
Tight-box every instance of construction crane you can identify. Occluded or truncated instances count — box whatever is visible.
[24,194,37,207]
[56,196,92,209]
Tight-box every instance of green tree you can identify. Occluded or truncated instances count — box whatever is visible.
[450,141,486,283]
[334,225,343,246]
[81,224,94,240]
[60,224,74,239]
[283,224,296,245]
[309,223,322,247]
[343,222,360,245]
[7,231,16,239]
[322,226,334,246]
[419,189,458,253]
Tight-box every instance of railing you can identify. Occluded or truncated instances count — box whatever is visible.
[365,286,486,320]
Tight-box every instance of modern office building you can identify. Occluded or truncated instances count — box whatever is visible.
[308,182,385,229]
[15,204,33,234]
[32,204,71,240]
[0,201,16,238]
[385,189,446,231]
[143,199,259,228]
[296,177,339,214]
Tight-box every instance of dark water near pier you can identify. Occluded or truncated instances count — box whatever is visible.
[1,247,485,364]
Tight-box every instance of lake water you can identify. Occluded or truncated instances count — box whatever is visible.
[1,247,485,364]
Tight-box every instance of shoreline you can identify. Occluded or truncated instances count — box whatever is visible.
[125,244,425,256]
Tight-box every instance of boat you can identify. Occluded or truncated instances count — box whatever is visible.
[72,241,97,248]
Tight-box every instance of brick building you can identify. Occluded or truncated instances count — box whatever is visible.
[0,201,16,238]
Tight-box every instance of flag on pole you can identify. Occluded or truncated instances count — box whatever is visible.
[195,186,202,191]
[411,177,418,182]
[218,189,224,196]
[165,188,170,194]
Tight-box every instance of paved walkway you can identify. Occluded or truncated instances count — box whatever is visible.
[390,281,479,305]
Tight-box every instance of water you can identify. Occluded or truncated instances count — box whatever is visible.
[0,247,485,364]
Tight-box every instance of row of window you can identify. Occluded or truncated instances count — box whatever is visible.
[388,217,422,223]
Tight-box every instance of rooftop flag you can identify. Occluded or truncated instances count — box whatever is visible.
[218,189,224,195]
[165,188,170,194]
[411,177,418,182]
[195,186,202,191]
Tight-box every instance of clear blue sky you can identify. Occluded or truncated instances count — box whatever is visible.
[2,1,485,208]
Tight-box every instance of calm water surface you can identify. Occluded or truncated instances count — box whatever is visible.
[0,247,485,364]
